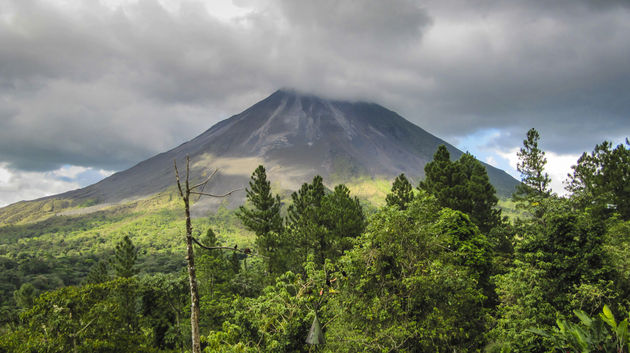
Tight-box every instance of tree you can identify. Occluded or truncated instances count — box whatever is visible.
[420,145,468,211]
[285,176,327,269]
[326,195,489,352]
[236,165,284,271]
[174,156,241,353]
[386,173,414,210]
[83,261,109,285]
[420,147,501,233]
[320,184,366,260]
[13,283,39,310]
[514,128,551,200]
[111,235,137,279]
[458,153,501,233]
[567,139,630,220]
[490,198,613,351]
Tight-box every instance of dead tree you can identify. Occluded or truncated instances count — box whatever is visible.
[174,156,241,353]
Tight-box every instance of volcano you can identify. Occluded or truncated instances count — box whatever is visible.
[15,89,519,212]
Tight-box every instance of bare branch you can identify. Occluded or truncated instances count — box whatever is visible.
[174,159,184,198]
[190,168,219,191]
[190,188,243,198]
[185,156,190,195]
[191,237,264,257]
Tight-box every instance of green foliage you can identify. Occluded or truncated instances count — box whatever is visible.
[111,234,138,278]
[83,261,110,285]
[13,283,38,310]
[490,198,614,351]
[514,128,551,201]
[326,195,489,352]
[420,146,501,233]
[567,139,630,220]
[530,305,630,353]
[138,273,188,350]
[458,153,502,233]
[236,165,284,271]
[385,173,414,210]
[1,278,146,353]
[203,271,316,353]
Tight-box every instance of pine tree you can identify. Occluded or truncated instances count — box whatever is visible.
[386,173,414,210]
[320,184,366,259]
[514,128,551,200]
[236,165,283,271]
[419,145,468,211]
[83,260,110,284]
[420,147,501,233]
[458,153,501,233]
[567,139,630,220]
[111,235,137,278]
[286,175,327,269]
[237,165,283,237]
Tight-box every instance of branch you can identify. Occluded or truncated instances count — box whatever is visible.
[191,237,264,257]
[190,168,219,191]
[73,317,97,337]
[190,188,243,198]
[174,160,184,198]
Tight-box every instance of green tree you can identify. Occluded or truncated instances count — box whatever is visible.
[458,153,502,233]
[284,177,365,269]
[514,128,551,200]
[1,279,147,353]
[13,283,39,310]
[139,273,188,350]
[236,165,284,267]
[111,234,137,279]
[83,261,109,285]
[386,173,414,210]
[490,198,613,351]
[320,184,366,260]
[419,145,468,211]
[326,194,489,352]
[285,176,327,269]
[420,147,501,233]
[567,139,630,220]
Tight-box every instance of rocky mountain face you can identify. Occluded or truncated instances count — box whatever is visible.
[45,89,518,207]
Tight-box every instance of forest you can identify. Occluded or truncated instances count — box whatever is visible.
[0,129,629,353]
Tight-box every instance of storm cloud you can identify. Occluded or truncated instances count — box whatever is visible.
[0,0,629,203]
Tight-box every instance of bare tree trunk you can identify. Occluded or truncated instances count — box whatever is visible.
[174,156,241,353]
[175,157,201,353]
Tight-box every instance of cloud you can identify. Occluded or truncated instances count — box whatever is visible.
[0,163,115,207]
[0,0,629,204]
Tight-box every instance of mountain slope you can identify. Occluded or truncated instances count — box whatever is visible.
[2,89,518,221]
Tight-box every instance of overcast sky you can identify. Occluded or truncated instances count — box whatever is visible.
[1,0,629,206]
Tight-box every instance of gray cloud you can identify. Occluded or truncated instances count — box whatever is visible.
[0,0,628,175]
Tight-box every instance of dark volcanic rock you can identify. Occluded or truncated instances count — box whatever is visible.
[47,89,518,206]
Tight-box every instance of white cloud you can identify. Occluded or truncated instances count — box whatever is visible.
[0,163,114,207]
[495,148,579,196]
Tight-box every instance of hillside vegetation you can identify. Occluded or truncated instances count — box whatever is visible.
[0,133,628,353]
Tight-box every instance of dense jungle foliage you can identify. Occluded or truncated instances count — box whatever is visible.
[0,131,629,352]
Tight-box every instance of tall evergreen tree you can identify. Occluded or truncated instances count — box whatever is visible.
[420,147,500,233]
[236,165,284,270]
[386,173,414,210]
[320,184,366,259]
[83,260,110,284]
[514,128,551,200]
[458,153,501,233]
[286,175,327,268]
[111,235,137,278]
[419,145,468,211]
[567,139,630,220]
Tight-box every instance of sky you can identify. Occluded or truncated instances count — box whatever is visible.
[0,0,629,206]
